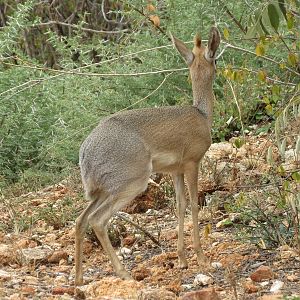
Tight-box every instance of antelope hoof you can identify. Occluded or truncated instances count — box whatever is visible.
[118,270,133,280]
[75,277,84,286]
[179,258,188,269]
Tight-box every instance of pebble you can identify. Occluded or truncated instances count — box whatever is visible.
[270,280,284,293]
[193,273,214,286]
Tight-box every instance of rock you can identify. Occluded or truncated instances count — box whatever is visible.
[215,218,233,228]
[181,287,220,300]
[52,286,75,296]
[244,282,259,293]
[211,262,222,269]
[19,246,53,265]
[137,287,176,300]
[48,250,68,263]
[122,236,136,247]
[0,270,11,282]
[258,295,283,300]
[250,266,274,282]
[286,274,298,282]
[85,277,143,299]
[206,142,234,160]
[21,286,35,296]
[194,274,214,286]
[132,267,151,281]
[120,247,132,256]
[0,244,15,265]
[270,280,284,293]
[54,275,68,285]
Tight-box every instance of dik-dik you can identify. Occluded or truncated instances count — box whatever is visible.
[75,26,221,285]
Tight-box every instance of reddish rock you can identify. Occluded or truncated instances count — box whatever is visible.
[21,286,35,296]
[122,235,136,247]
[132,266,151,281]
[0,244,15,265]
[52,286,74,296]
[250,266,274,282]
[48,250,68,263]
[138,287,176,300]
[244,282,259,293]
[181,288,220,300]
[258,295,283,300]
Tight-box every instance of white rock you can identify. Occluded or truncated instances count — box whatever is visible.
[216,218,233,228]
[193,273,214,286]
[0,270,11,281]
[211,262,223,269]
[120,247,132,255]
[182,284,193,290]
[270,280,284,293]
[260,281,269,287]
[18,246,53,264]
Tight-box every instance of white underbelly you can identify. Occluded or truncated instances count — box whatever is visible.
[151,152,181,172]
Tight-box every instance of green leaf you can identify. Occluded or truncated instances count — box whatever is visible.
[286,12,294,29]
[268,3,280,31]
[292,172,300,182]
[245,25,258,39]
[278,0,287,20]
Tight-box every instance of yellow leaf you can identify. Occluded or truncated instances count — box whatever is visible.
[255,43,265,56]
[258,70,267,82]
[279,63,286,69]
[203,224,212,238]
[288,52,298,66]
[223,28,229,40]
[149,15,160,27]
[146,4,156,12]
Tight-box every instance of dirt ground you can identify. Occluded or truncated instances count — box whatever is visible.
[0,134,299,299]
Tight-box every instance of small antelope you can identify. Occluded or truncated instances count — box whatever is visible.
[75,26,220,285]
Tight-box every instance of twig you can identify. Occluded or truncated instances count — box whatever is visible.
[117,213,160,246]
[219,0,246,34]
[101,0,128,25]
[227,79,245,139]
[30,20,130,34]
[1,61,187,77]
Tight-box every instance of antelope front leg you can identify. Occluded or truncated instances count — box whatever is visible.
[185,164,207,266]
[172,173,188,269]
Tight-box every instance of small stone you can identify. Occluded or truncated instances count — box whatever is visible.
[211,262,222,269]
[286,274,298,282]
[215,218,233,228]
[250,266,274,282]
[270,280,284,293]
[138,288,176,300]
[244,282,259,294]
[52,286,74,296]
[54,275,68,285]
[48,250,68,263]
[0,244,15,265]
[0,270,11,281]
[122,236,136,247]
[194,274,214,286]
[21,286,35,296]
[132,267,150,281]
[258,295,283,300]
[120,247,132,256]
[19,246,52,265]
[181,287,220,300]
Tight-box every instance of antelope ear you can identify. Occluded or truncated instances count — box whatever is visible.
[170,33,194,66]
[205,26,221,62]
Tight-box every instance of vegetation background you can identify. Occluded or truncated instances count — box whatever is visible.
[0,0,299,241]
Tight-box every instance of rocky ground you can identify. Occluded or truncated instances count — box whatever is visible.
[0,132,300,299]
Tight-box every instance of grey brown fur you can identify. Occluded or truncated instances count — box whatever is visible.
[75,26,221,285]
